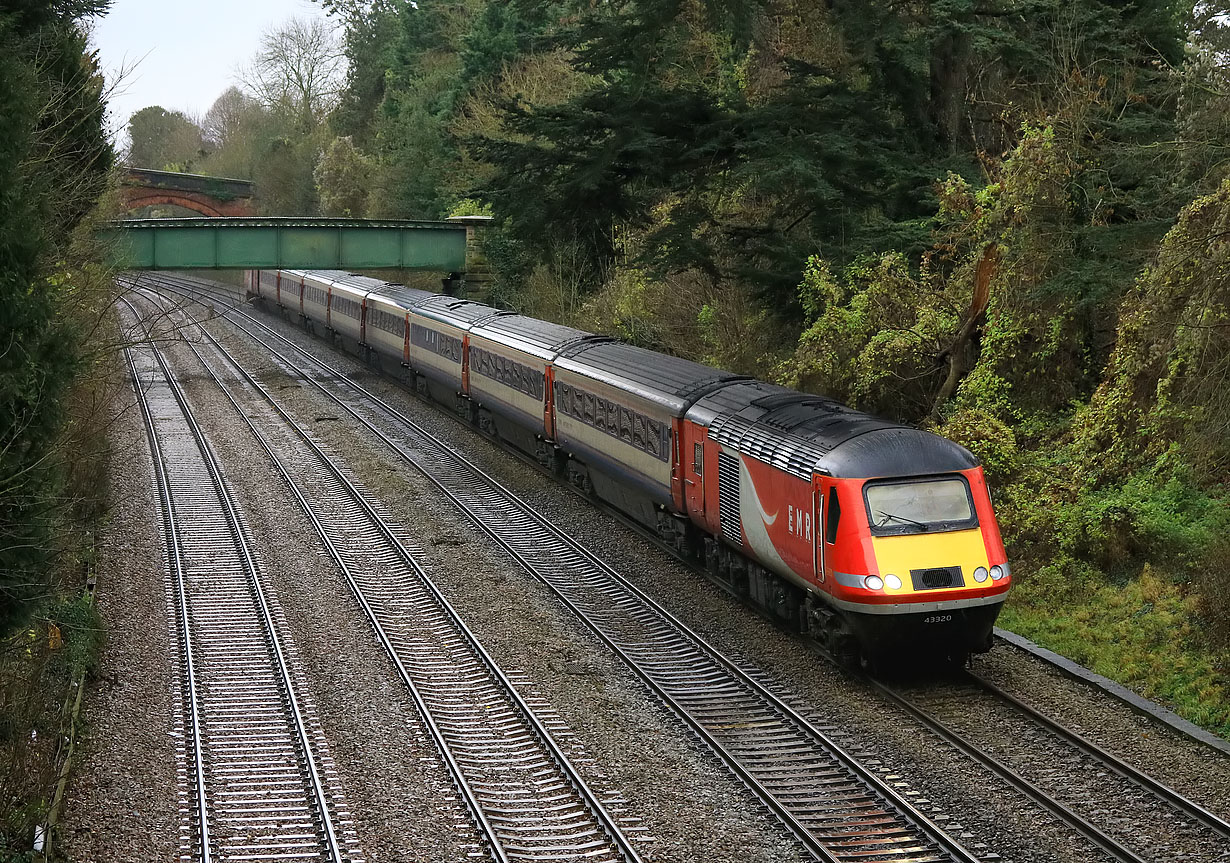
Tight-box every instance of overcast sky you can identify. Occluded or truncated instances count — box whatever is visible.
[90,0,340,140]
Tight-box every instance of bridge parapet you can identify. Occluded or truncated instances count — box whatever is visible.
[121,168,257,217]
[101,217,470,272]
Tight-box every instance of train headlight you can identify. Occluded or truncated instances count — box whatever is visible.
[990,564,1005,580]
[973,566,989,583]
[864,575,884,591]
[885,574,902,590]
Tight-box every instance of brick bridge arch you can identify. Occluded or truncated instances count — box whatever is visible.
[121,168,256,217]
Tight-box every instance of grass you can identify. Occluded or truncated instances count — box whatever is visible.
[999,566,1230,739]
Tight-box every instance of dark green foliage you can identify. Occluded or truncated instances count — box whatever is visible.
[126,106,207,172]
[0,2,112,624]
[468,0,1188,319]
[329,5,401,146]
[460,2,548,85]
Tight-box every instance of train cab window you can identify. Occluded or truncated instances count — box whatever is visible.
[863,476,977,535]
[825,491,840,544]
[693,443,703,474]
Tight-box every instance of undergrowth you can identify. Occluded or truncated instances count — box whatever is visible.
[999,569,1229,739]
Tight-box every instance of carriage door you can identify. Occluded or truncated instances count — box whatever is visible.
[812,477,825,582]
[683,422,707,520]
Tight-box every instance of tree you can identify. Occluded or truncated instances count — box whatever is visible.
[126,105,207,171]
[242,16,346,133]
[196,87,275,181]
[327,0,401,148]
[0,0,112,615]
[215,16,350,215]
[315,135,371,216]
[202,86,255,149]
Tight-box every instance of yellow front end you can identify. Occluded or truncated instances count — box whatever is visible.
[869,529,1000,602]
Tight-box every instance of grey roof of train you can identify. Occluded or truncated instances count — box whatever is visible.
[470,315,599,361]
[555,341,746,415]
[293,270,408,298]
[375,285,438,307]
[413,295,505,328]
[694,382,978,480]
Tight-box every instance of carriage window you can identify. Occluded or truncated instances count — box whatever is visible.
[646,420,662,458]
[825,491,840,544]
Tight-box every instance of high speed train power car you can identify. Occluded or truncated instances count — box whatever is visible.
[248,268,1011,663]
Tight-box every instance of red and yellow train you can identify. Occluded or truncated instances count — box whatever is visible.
[248,269,1011,662]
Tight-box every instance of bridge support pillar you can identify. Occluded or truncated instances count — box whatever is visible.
[445,215,495,301]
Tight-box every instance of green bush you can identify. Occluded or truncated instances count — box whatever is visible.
[932,408,1020,485]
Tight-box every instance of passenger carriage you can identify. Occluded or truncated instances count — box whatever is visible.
[407,296,500,413]
[364,287,435,370]
[465,315,596,462]
[550,341,743,532]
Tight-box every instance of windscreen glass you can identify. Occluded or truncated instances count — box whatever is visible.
[864,477,976,535]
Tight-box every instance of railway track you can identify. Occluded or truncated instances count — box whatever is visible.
[127,286,645,863]
[120,299,361,863]
[148,273,1230,863]
[136,273,991,863]
[872,670,1230,863]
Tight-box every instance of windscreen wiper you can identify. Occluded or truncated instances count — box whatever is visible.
[875,510,929,530]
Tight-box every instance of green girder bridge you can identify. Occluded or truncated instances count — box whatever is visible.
[101,217,486,274]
